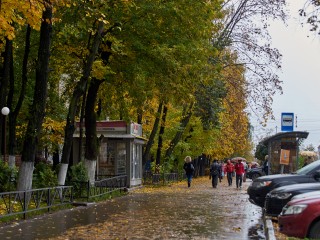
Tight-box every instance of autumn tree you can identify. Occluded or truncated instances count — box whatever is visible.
[17,1,53,191]
[214,0,287,123]
[58,20,105,185]
[299,1,320,34]
[0,1,43,165]
[78,0,225,171]
[212,53,250,159]
[122,0,225,165]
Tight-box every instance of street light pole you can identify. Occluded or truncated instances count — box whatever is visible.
[1,107,10,161]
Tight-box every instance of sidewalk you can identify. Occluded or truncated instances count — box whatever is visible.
[0,177,267,239]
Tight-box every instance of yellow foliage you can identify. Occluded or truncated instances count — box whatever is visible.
[92,60,115,80]
[40,117,65,152]
[0,0,44,38]
[213,55,251,159]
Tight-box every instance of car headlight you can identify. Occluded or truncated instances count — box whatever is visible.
[270,192,292,199]
[252,181,272,188]
[281,204,307,215]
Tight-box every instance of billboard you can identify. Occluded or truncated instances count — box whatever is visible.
[281,112,294,132]
[280,149,290,165]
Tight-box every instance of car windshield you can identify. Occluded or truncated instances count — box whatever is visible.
[296,159,320,175]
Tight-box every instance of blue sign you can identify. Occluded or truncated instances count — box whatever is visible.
[281,112,294,132]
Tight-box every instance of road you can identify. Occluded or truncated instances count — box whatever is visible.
[0,177,264,240]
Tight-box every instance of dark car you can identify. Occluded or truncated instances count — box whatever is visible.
[247,159,320,208]
[246,167,265,180]
[264,182,320,216]
[279,197,320,239]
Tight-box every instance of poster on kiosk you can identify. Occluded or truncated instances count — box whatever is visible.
[281,112,294,132]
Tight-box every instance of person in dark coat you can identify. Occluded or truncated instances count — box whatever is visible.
[183,156,195,187]
[210,159,221,188]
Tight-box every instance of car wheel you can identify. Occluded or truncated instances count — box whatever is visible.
[251,173,260,180]
[309,220,320,238]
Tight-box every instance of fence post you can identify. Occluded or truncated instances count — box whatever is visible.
[23,191,26,219]
[87,181,90,202]
[47,188,51,213]
[71,186,74,203]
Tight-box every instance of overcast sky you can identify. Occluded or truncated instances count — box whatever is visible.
[251,0,320,150]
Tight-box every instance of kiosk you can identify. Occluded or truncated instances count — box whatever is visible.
[72,120,147,187]
[261,131,309,174]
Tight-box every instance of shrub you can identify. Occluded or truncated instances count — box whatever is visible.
[69,162,89,198]
[33,162,58,188]
[0,161,17,192]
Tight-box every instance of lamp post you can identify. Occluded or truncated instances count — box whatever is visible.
[1,107,10,161]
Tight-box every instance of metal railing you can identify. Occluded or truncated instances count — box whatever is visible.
[0,186,73,219]
[143,171,181,185]
[70,175,128,201]
[91,175,127,199]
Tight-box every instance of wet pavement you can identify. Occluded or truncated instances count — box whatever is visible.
[0,177,264,240]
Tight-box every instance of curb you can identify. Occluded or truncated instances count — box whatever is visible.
[263,215,276,240]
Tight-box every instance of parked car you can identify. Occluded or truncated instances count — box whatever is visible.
[264,182,320,216]
[247,159,320,208]
[246,167,265,180]
[278,197,320,239]
[291,190,320,201]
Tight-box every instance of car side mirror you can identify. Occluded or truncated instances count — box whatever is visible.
[313,170,320,180]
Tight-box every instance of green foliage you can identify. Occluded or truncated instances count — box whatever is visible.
[298,156,305,169]
[254,143,268,161]
[33,162,58,188]
[70,162,89,182]
[0,161,17,192]
[69,162,89,198]
[151,159,176,174]
[194,79,227,130]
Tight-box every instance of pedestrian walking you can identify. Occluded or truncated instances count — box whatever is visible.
[263,155,269,175]
[225,159,234,186]
[219,161,224,183]
[210,159,221,188]
[235,159,245,189]
[242,160,248,182]
[183,156,195,187]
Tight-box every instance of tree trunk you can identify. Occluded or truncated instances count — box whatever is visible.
[142,101,163,165]
[84,159,97,185]
[58,163,68,185]
[7,25,31,168]
[17,4,52,191]
[0,39,12,158]
[84,78,103,183]
[156,104,168,166]
[17,161,34,190]
[165,102,194,159]
[137,107,142,124]
[78,88,87,163]
[59,21,104,185]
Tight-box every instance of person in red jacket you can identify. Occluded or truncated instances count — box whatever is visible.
[234,159,245,189]
[225,160,234,186]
